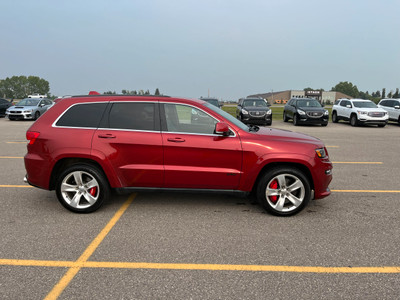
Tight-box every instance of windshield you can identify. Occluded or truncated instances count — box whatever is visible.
[353,101,377,108]
[243,99,267,107]
[16,98,40,106]
[297,99,322,108]
[204,103,249,131]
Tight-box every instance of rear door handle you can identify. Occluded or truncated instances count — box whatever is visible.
[167,137,185,143]
[98,134,116,139]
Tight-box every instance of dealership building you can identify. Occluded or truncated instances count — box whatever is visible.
[248,90,352,105]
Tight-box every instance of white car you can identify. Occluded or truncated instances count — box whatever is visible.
[378,98,400,124]
[331,98,388,127]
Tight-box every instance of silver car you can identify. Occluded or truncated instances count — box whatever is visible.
[6,98,53,120]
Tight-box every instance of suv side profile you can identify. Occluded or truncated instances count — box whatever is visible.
[24,94,332,216]
[332,98,388,127]
[236,97,272,126]
[283,98,329,126]
[378,99,400,124]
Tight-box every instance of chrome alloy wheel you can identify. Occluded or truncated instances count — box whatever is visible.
[265,173,305,213]
[60,171,100,209]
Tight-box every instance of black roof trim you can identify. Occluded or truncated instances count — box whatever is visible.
[71,94,170,98]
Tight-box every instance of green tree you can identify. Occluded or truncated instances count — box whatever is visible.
[382,88,386,99]
[0,75,50,98]
[331,81,359,98]
[393,88,399,98]
[155,88,160,95]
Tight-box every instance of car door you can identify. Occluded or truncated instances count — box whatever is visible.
[161,102,242,189]
[341,100,352,119]
[93,101,164,187]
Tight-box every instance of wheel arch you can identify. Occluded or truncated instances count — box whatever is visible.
[250,162,314,196]
[49,158,112,190]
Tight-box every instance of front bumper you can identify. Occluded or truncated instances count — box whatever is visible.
[298,115,329,124]
[6,112,34,120]
[242,115,272,125]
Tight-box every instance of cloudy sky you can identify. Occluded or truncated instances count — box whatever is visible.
[1,0,399,100]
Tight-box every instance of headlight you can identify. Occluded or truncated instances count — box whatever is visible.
[297,109,306,115]
[24,110,33,113]
[266,110,272,115]
[242,109,249,115]
[324,110,329,115]
[315,147,327,158]
[357,111,367,115]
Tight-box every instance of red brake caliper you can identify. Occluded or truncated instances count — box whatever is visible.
[89,187,97,197]
[269,180,278,203]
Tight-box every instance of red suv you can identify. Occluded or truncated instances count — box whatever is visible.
[24,95,332,216]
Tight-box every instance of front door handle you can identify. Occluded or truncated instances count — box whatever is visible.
[98,134,116,139]
[167,137,185,143]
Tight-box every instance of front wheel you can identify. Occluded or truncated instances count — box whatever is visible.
[256,167,311,216]
[283,112,288,122]
[350,114,358,127]
[332,111,338,123]
[56,164,110,213]
[34,111,40,120]
[293,114,299,126]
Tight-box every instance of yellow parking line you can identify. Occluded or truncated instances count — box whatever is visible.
[44,193,135,300]
[326,146,339,148]
[332,162,383,164]
[6,141,26,144]
[0,156,24,159]
[333,190,400,193]
[0,185,32,188]
[0,259,399,274]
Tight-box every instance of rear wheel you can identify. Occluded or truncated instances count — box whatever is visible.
[256,167,311,216]
[56,164,110,213]
[350,114,358,127]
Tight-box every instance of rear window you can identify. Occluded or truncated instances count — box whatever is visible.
[108,102,156,131]
[56,103,107,128]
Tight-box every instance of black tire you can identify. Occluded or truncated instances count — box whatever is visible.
[350,114,358,127]
[321,123,328,127]
[293,114,299,126]
[56,164,110,213]
[332,111,338,123]
[256,167,311,216]
[265,121,272,126]
[34,111,40,120]
[283,112,288,122]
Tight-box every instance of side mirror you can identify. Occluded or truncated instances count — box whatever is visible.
[215,122,230,136]
[394,105,400,109]
[346,104,352,108]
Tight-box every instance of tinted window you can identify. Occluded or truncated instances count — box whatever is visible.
[353,101,376,108]
[109,102,155,131]
[297,99,321,108]
[164,104,217,134]
[0,99,8,104]
[56,103,107,128]
[243,99,268,107]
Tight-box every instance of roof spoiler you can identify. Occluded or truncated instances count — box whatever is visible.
[89,91,100,95]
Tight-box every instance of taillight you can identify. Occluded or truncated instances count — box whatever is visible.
[26,131,40,145]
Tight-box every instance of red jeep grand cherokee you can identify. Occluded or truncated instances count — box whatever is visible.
[24,95,332,216]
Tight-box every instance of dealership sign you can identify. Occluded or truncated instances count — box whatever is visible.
[305,90,321,96]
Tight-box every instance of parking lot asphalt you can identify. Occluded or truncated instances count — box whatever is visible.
[0,117,399,299]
